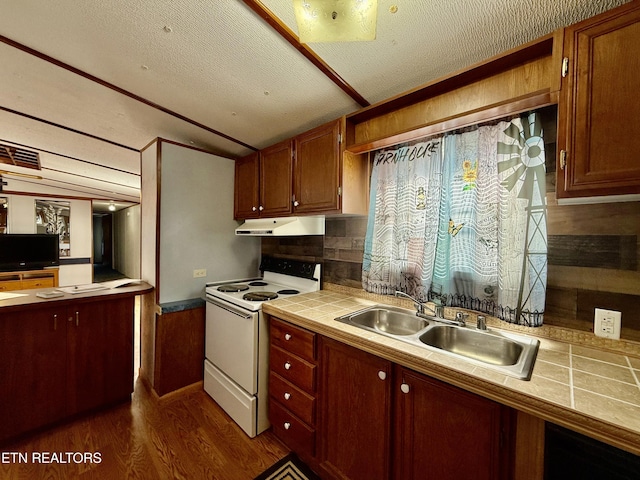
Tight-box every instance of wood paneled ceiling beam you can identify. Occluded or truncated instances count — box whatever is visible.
[241,0,371,108]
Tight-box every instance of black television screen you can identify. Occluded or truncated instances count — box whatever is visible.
[0,234,60,271]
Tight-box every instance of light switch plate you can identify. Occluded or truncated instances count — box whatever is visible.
[594,308,621,339]
[193,269,207,278]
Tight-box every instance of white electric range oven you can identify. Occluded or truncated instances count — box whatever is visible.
[203,256,321,437]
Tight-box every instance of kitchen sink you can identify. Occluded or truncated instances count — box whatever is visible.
[335,305,539,380]
[419,325,523,366]
[343,305,429,336]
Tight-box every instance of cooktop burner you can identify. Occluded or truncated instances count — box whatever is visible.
[217,284,249,292]
[243,291,278,301]
[277,289,300,295]
[248,281,268,287]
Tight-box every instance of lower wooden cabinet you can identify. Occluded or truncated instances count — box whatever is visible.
[0,297,134,442]
[317,336,393,480]
[269,318,318,459]
[267,317,515,480]
[0,305,67,442]
[393,366,514,480]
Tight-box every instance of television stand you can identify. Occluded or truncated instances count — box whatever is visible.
[0,268,59,291]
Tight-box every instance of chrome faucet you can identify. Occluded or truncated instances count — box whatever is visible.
[394,291,444,319]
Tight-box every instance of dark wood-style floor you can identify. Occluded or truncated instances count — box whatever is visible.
[0,379,289,479]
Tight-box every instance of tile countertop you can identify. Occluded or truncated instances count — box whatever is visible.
[262,286,640,456]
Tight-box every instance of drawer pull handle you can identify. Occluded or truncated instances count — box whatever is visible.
[53,314,57,331]
[378,370,386,380]
[284,422,291,430]
[401,383,410,394]
[284,392,291,401]
[284,362,291,370]
[284,333,292,341]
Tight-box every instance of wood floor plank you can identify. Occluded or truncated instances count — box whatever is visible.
[0,379,289,480]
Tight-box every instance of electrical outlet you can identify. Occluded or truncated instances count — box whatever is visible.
[594,308,621,340]
[193,269,207,278]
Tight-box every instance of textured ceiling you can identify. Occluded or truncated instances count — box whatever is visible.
[0,0,629,204]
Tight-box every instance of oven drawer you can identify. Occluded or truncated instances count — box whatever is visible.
[269,372,315,426]
[270,398,315,457]
[270,318,316,362]
[270,345,316,393]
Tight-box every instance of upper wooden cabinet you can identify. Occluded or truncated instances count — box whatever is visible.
[233,151,260,219]
[234,118,369,220]
[557,1,640,198]
[260,139,294,217]
[293,120,341,214]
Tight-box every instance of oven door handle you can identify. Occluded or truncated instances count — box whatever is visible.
[205,296,253,319]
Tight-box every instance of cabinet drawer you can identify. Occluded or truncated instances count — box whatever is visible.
[270,318,316,361]
[270,345,316,393]
[22,278,55,289]
[269,372,315,426]
[270,398,315,457]
[0,281,22,291]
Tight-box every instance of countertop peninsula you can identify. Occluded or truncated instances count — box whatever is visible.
[0,280,153,312]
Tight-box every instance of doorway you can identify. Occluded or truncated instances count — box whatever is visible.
[93,212,124,282]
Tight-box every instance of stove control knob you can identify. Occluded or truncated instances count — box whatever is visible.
[284,362,291,370]
[284,333,292,341]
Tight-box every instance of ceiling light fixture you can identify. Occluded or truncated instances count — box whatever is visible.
[293,0,378,43]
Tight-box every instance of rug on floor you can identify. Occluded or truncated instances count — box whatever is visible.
[254,452,321,480]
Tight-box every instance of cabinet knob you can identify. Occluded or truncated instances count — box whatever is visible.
[401,383,410,394]
[284,392,291,401]
[259,206,264,211]
[252,206,257,212]
[284,333,292,341]
[284,362,291,370]
[293,201,300,207]
[284,422,291,430]
[378,370,387,380]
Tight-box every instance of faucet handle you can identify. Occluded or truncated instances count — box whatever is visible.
[477,315,487,331]
[455,312,469,327]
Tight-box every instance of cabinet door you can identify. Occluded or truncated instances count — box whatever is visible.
[67,298,134,415]
[0,307,67,442]
[317,337,392,480]
[394,366,512,480]
[294,120,341,214]
[558,2,640,197]
[260,140,293,216]
[234,151,260,219]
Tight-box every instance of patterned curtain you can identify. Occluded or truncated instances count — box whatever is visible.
[362,138,443,300]
[363,112,547,326]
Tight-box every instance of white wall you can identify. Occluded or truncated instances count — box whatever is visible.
[2,193,92,286]
[113,204,141,279]
[156,141,260,303]
[140,142,158,288]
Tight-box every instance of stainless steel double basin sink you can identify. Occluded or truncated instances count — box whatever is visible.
[335,305,539,380]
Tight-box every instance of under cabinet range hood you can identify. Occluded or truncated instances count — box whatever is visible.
[235,216,325,236]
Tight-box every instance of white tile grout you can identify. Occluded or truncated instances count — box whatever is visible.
[569,344,575,409]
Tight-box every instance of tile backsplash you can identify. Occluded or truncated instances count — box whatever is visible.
[262,207,640,342]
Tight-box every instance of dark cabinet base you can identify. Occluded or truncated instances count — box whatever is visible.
[545,423,640,480]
